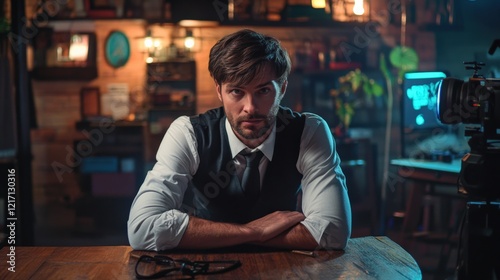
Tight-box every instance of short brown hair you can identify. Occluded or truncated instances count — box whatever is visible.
[208,29,291,86]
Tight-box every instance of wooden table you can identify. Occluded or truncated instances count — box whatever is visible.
[0,236,420,279]
[390,158,461,235]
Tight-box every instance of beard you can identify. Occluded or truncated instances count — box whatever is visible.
[227,104,280,140]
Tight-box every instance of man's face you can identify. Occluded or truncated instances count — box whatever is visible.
[216,65,287,148]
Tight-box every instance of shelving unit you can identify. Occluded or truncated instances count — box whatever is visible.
[73,120,147,231]
[145,59,197,162]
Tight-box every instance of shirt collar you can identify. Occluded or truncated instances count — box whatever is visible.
[225,118,275,160]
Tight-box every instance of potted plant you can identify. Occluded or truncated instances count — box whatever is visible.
[331,68,384,137]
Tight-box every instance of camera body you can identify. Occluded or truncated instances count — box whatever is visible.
[437,62,500,200]
[437,39,500,140]
[437,71,500,140]
[436,39,500,279]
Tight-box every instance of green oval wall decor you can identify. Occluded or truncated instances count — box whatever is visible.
[105,30,130,68]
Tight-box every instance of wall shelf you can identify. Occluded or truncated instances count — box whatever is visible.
[32,66,97,80]
[47,16,370,29]
[216,19,372,28]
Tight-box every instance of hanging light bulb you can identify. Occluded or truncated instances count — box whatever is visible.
[140,29,163,63]
[311,0,326,9]
[153,39,161,49]
[184,29,195,50]
[144,30,153,49]
[353,0,365,16]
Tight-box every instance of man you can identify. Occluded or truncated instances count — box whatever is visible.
[128,29,351,251]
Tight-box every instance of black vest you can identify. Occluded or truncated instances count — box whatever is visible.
[183,106,306,223]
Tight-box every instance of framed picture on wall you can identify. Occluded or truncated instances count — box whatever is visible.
[32,30,98,80]
[80,87,101,120]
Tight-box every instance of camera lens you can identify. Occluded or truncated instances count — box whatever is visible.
[437,77,482,125]
[437,77,464,124]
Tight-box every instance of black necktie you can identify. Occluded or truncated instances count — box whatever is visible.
[241,151,264,202]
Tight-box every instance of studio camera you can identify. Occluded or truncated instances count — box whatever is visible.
[436,39,500,280]
[436,48,500,200]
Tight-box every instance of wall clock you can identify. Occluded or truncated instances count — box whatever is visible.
[104,30,130,68]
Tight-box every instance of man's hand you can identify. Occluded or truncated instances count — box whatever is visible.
[244,211,305,243]
[177,211,307,249]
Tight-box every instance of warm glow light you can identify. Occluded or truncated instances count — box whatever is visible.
[311,0,326,8]
[178,20,219,27]
[144,36,153,49]
[69,34,89,61]
[184,30,195,50]
[137,28,167,62]
[142,29,162,51]
[184,37,195,49]
[353,0,365,15]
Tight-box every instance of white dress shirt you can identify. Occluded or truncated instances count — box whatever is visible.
[128,112,352,251]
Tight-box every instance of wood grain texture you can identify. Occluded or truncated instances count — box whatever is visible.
[0,236,421,279]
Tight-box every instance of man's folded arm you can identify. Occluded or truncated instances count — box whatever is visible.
[128,117,197,251]
[252,222,318,250]
[296,114,352,250]
[127,171,191,251]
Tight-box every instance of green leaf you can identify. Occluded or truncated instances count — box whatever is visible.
[389,46,419,71]
[350,72,363,91]
[345,104,354,116]
[371,82,384,97]
[362,82,372,95]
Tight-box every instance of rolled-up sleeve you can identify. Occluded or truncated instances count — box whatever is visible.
[127,116,198,251]
[298,114,352,249]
